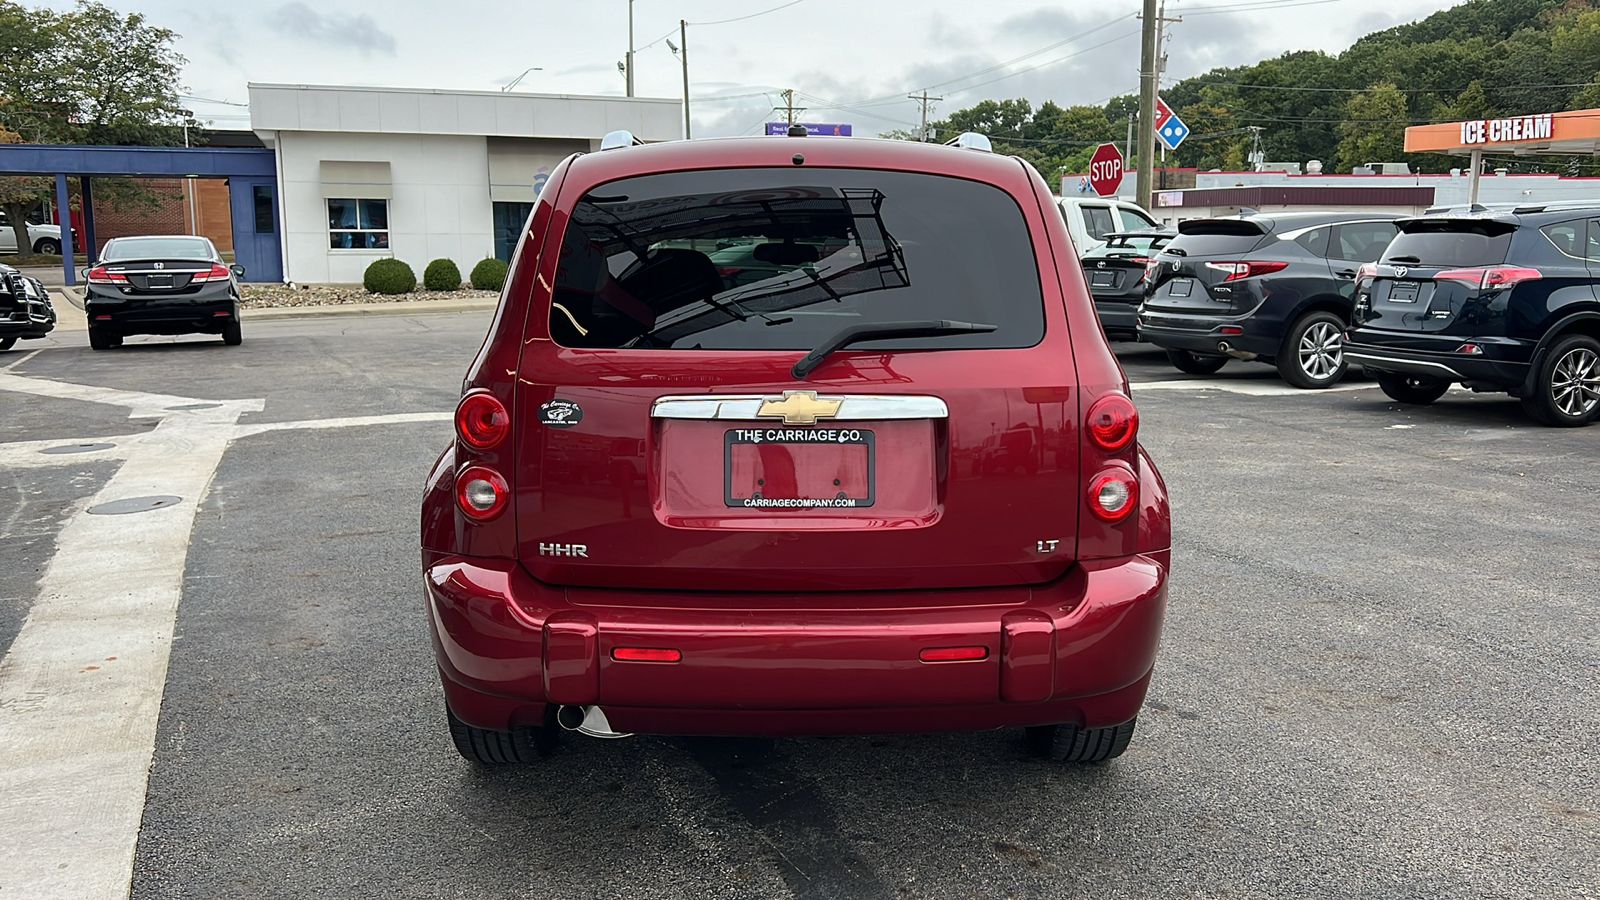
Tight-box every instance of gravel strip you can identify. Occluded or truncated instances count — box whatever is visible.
[240,285,498,308]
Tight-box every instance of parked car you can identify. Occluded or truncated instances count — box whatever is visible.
[1138,211,1403,387]
[423,131,1170,766]
[0,212,72,256]
[1345,206,1600,427]
[81,236,244,350]
[0,262,56,350]
[1056,196,1161,253]
[1081,229,1175,341]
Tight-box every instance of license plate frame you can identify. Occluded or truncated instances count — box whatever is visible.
[724,427,875,509]
[1388,282,1419,303]
[1167,278,1193,297]
[144,274,174,289]
[1089,271,1117,288]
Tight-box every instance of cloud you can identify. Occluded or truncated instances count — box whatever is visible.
[266,3,397,57]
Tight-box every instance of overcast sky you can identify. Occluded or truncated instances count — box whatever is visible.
[37,0,1469,137]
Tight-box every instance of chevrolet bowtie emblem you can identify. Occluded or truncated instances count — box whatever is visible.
[756,390,844,425]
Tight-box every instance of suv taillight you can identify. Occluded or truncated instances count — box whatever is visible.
[1203,260,1289,281]
[455,466,509,520]
[1087,465,1139,522]
[1084,394,1140,524]
[1433,266,1542,290]
[453,390,512,522]
[1086,395,1138,451]
[455,391,510,449]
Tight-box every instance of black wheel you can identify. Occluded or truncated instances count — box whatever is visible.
[222,320,242,346]
[447,706,558,764]
[0,337,15,352]
[1164,348,1227,375]
[1025,718,1137,763]
[1521,334,1600,427]
[88,326,117,351]
[1377,373,1450,405]
[1277,311,1348,389]
[33,238,60,255]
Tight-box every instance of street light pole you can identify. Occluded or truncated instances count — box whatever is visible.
[626,0,635,98]
[679,20,690,138]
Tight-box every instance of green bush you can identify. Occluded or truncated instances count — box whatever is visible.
[363,258,415,295]
[423,258,462,292]
[470,257,509,292]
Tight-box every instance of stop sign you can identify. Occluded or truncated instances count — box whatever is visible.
[1088,143,1124,197]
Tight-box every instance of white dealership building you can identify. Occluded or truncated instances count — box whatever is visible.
[248,83,681,284]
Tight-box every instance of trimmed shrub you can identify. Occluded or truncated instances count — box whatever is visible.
[470,257,509,292]
[363,258,416,295]
[423,258,462,292]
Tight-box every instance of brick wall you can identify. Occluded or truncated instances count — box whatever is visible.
[82,178,234,255]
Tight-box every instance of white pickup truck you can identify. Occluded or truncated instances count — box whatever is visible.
[1056,196,1160,253]
[0,213,67,255]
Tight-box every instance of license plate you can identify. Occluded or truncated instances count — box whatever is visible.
[724,428,875,509]
[1167,278,1192,297]
[1389,282,1419,303]
[145,274,173,289]
[1090,271,1117,287]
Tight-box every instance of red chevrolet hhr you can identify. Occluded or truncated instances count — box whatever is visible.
[422,130,1170,765]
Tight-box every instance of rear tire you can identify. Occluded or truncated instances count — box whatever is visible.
[88,326,117,351]
[1025,718,1136,763]
[1521,334,1600,427]
[1164,348,1227,375]
[447,706,558,764]
[0,337,16,352]
[1377,373,1450,405]
[33,238,60,255]
[1278,311,1348,389]
[222,320,242,346]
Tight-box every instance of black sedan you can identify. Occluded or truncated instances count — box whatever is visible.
[0,263,57,351]
[1080,230,1174,342]
[82,236,244,350]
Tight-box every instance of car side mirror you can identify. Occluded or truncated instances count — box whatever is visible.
[230,264,245,278]
[78,267,89,280]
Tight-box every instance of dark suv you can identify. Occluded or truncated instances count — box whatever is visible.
[1138,212,1402,387]
[1345,206,1600,426]
[421,132,1170,766]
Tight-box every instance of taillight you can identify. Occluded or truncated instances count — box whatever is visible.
[190,264,233,283]
[455,466,509,520]
[1433,266,1542,289]
[1356,262,1378,281]
[1087,465,1139,522]
[1144,260,1160,282]
[85,266,127,284]
[455,391,510,449]
[1086,395,1138,452]
[1203,260,1289,281]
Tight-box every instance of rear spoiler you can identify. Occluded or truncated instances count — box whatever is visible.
[1394,217,1518,235]
[1176,218,1267,236]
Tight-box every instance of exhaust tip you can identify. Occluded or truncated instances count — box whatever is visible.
[1218,341,1231,353]
[555,705,586,730]
[556,705,633,739]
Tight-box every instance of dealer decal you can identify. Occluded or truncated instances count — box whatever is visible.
[537,399,583,428]
[729,428,867,443]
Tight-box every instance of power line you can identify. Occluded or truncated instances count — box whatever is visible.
[1178,78,1600,94]
[694,0,807,27]
[1183,0,1342,14]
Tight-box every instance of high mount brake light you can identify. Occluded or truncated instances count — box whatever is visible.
[455,391,510,450]
[1086,395,1138,452]
[1203,260,1289,282]
[455,466,509,520]
[1434,266,1542,289]
[1087,467,1139,522]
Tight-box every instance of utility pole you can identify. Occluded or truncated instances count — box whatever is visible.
[625,0,635,98]
[671,21,690,138]
[775,89,804,126]
[909,91,943,142]
[1138,0,1181,207]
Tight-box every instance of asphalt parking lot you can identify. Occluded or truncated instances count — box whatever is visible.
[2,314,1596,899]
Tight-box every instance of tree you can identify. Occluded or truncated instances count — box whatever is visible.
[1336,83,1409,172]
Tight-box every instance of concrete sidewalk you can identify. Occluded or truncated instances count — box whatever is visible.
[45,285,495,333]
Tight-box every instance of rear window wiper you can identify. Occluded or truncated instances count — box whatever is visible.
[792,319,997,379]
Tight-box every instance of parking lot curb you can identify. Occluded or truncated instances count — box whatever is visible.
[240,299,498,321]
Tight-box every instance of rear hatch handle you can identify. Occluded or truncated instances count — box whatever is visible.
[791,320,997,379]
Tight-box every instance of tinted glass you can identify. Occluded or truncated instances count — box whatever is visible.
[1083,206,1117,241]
[1162,230,1266,257]
[1119,207,1158,229]
[1384,222,1512,266]
[1335,222,1398,261]
[253,185,274,234]
[1293,227,1330,257]
[548,168,1044,351]
[102,237,213,260]
[1538,220,1586,260]
[1084,234,1170,257]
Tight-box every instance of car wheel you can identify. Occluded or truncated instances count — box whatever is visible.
[1377,373,1450,405]
[33,238,61,256]
[1025,718,1136,763]
[1521,334,1600,427]
[0,337,16,352]
[1278,311,1348,389]
[446,706,558,764]
[222,320,243,346]
[1164,348,1228,375]
[88,326,117,351]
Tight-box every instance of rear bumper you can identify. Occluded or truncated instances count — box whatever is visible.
[1137,309,1279,357]
[85,291,236,335]
[1093,298,1141,339]
[1344,332,1532,388]
[426,550,1168,736]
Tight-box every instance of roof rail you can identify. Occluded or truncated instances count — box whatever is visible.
[943,132,993,152]
[599,130,645,151]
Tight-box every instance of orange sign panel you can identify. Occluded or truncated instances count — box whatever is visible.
[1405,108,1600,153]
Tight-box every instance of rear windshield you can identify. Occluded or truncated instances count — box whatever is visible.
[1084,233,1171,257]
[102,237,214,261]
[1160,229,1265,257]
[548,168,1044,350]
[1384,222,1513,267]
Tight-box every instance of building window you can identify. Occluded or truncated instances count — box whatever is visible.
[328,198,389,249]
[493,201,534,262]
[253,186,275,234]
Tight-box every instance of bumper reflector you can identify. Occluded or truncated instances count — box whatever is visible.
[612,647,682,662]
[1220,326,1243,335]
[920,646,989,662]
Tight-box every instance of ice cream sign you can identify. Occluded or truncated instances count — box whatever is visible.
[1459,113,1554,145]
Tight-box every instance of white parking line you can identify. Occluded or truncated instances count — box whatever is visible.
[0,372,447,899]
[1131,379,1377,397]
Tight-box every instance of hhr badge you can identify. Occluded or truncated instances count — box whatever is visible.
[539,542,588,558]
[757,390,844,425]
